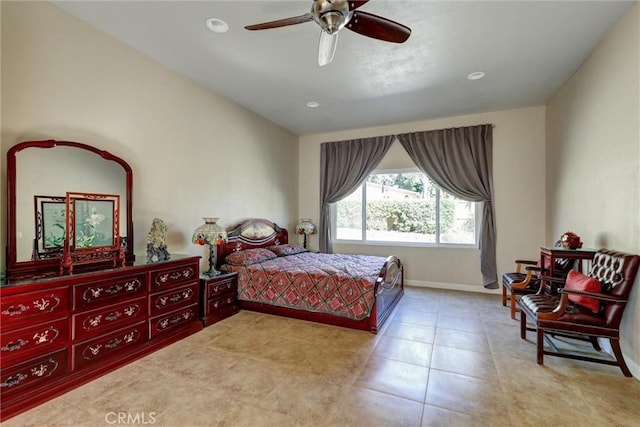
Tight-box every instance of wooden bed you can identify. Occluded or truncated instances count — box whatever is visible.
[215,218,404,333]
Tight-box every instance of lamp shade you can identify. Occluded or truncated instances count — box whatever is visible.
[192,217,227,246]
[295,218,316,236]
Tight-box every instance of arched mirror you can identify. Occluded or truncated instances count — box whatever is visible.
[6,140,134,279]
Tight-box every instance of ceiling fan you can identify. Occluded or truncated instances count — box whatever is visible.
[245,0,411,66]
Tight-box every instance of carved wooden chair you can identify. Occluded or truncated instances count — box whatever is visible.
[502,258,540,319]
[517,249,640,376]
[502,247,573,319]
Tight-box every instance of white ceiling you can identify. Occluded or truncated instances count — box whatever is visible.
[51,1,635,136]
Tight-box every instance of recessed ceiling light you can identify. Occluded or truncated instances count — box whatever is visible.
[206,18,229,33]
[467,71,486,80]
[306,101,319,108]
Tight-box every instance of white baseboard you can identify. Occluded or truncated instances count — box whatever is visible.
[404,279,501,295]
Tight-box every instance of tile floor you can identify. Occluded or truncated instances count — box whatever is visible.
[3,286,640,426]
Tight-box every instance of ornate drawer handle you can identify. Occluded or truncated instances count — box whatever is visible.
[105,284,123,295]
[169,294,182,303]
[2,304,28,316]
[105,338,121,349]
[105,311,122,321]
[1,373,28,388]
[1,339,29,352]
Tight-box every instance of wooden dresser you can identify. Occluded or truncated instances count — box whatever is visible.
[0,255,202,421]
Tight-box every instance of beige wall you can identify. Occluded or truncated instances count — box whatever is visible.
[299,106,547,292]
[0,1,298,274]
[546,3,640,376]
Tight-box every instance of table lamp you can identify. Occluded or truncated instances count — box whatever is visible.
[192,217,227,277]
[295,218,316,249]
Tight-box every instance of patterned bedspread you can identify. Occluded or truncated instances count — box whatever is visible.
[221,252,388,320]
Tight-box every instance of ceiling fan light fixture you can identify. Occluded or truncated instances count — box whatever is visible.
[467,71,486,80]
[205,17,229,33]
[244,0,411,65]
[319,11,346,34]
[306,101,320,108]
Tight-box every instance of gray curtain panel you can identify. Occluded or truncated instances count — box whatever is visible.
[397,124,497,289]
[319,135,395,253]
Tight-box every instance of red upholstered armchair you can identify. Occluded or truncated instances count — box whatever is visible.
[517,249,640,376]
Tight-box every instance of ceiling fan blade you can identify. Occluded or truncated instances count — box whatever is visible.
[349,1,370,11]
[318,30,339,66]
[245,13,313,30]
[346,11,411,43]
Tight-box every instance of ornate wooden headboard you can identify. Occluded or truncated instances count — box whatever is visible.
[215,218,288,268]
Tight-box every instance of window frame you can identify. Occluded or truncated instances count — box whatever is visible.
[332,168,480,248]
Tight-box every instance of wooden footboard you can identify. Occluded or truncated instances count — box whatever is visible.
[369,255,404,333]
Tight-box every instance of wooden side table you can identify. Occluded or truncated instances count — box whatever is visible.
[199,272,238,327]
[540,246,597,276]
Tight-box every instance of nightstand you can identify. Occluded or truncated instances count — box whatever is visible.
[199,272,239,327]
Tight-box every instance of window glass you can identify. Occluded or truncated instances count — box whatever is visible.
[335,171,477,245]
[439,189,476,244]
[335,184,362,240]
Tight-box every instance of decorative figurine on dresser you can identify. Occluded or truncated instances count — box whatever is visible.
[146,217,171,263]
[1,140,202,422]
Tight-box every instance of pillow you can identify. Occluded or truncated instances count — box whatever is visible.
[224,248,277,266]
[268,244,307,257]
[564,270,602,313]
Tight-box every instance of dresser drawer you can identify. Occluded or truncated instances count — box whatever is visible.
[149,304,198,339]
[73,297,147,341]
[202,293,238,327]
[206,293,237,313]
[149,261,198,291]
[73,273,146,310]
[149,283,199,317]
[1,318,68,365]
[1,349,67,398]
[204,276,237,299]
[1,287,68,328]
[73,322,148,371]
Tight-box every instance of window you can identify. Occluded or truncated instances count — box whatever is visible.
[335,171,478,245]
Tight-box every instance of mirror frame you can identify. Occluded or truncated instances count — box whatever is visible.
[6,140,134,279]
